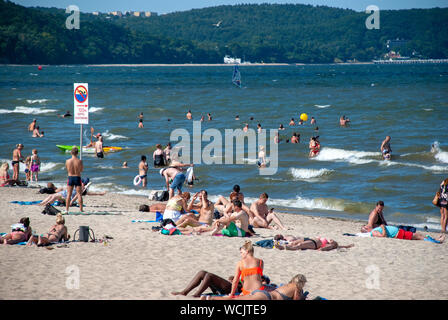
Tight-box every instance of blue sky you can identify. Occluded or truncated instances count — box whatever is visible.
[12,0,448,14]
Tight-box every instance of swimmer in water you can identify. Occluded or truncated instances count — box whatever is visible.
[257,146,266,168]
[340,115,350,126]
[138,119,144,128]
[309,136,320,158]
[243,123,249,132]
[235,115,240,120]
[380,136,392,160]
[122,161,128,168]
[310,117,316,125]
[289,118,295,126]
[186,110,192,120]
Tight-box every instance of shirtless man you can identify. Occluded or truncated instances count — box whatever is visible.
[28,119,37,132]
[310,117,316,125]
[250,193,287,230]
[32,126,42,137]
[65,147,84,213]
[176,190,214,228]
[290,133,299,144]
[138,155,149,188]
[289,118,295,126]
[361,201,387,233]
[214,185,253,218]
[211,200,254,237]
[380,136,392,160]
[95,136,104,158]
[160,161,193,199]
[340,115,350,126]
[138,119,144,128]
[186,110,192,120]
[12,144,24,181]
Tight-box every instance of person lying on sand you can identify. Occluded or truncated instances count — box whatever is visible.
[370,224,446,243]
[39,179,93,207]
[250,193,287,230]
[1,217,32,245]
[203,274,307,301]
[176,190,214,228]
[27,213,69,247]
[274,237,354,251]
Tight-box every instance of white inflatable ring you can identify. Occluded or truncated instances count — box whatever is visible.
[133,175,142,186]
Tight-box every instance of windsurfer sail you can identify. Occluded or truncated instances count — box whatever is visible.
[232,65,241,88]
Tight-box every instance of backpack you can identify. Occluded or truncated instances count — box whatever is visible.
[152,191,169,202]
[42,203,61,216]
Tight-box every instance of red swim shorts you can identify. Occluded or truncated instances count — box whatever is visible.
[397,229,413,240]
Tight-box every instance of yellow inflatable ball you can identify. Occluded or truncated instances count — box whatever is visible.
[300,113,308,121]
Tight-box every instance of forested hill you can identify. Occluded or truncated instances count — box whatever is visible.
[1,0,447,64]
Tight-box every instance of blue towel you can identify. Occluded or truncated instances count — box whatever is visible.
[132,212,163,223]
[254,239,274,248]
[424,235,441,244]
[10,200,42,205]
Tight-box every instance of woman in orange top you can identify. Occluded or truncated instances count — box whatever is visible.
[209,240,265,299]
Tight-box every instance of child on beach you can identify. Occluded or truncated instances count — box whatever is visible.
[24,156,31,181]
[30,149,40,182]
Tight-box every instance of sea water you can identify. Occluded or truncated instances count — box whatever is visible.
[0,64,447,229]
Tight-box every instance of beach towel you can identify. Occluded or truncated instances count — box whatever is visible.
[343,232,371,237]
[63,211,121,216]
[10,200,42,205]
[254,239,275,248]
[132,212,163,223]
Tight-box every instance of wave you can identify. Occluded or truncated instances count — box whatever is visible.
[315,104,331,108]
[209,194,346,212]
[1,159,61,173]
[0,106,57,114]
[432,141,448,164]
[289,168,333,180]
[26,99,50,104]
[102,130,129,141]
[423,108,433,111]
[313,147,379,164]
[89,107,104,113]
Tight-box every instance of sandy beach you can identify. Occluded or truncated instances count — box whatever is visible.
[0,185,447,300]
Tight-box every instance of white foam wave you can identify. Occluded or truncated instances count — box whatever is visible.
[315,104,331,108]
[313,147,379,164]
[209,194,345,212]
[289,168,333,180]
[423,108,433,111]
[102,130,129,141]
[26,99,50,104]
[89,107,104,113]
[0,106,57,114]
[0,159,60,173]
[431,141,448,164]
[96,165,115,170]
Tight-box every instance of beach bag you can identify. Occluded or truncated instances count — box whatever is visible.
[42,204,60,216]
[155,191,169,202]
[432,192,440,206]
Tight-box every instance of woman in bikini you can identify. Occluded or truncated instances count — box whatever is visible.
[208,241,265,300]
[275,237,354,251]
[0,163,18,187]
[1,217,32,245]
[27,213,69,246]
[162,192,190,223]
[222,273,308,300]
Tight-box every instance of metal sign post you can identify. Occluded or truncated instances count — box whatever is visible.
[73,83,89,159]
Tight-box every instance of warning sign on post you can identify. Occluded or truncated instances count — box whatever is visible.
[74,83,89,124]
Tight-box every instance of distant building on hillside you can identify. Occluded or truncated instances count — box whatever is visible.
[92,12,99,16]
[133,11,141,17]
[110,11,123,17]
[224,55,241,64]
[145,11,157,17]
